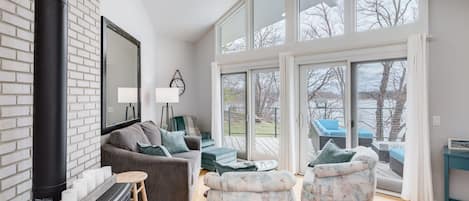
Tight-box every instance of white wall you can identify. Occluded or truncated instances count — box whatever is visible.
[194,29,216,131]
[429,0,469,200]
[101,0,198,125]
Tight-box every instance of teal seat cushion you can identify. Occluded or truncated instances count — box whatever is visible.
[308,139,356,167]
[390,148,405,163]
[201,138,215,148]
[201,147,237,171]
[137,143,172,157]
[214,161,258,175]
[160,129,190,154]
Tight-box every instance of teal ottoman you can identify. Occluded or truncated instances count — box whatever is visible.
[202,147,237,171]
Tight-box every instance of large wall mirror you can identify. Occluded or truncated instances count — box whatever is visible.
[101,17,141,134]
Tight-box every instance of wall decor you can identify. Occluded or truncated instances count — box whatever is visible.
[101,17,141,134]
[170,69,186,96]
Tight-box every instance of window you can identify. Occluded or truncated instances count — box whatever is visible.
[222,73,247,159]
[253,0,286,48]
[299,0,344,41]
[356,0,419,32]
[220,5,247,54]
[352,59,407,193]
[221,68,281,161]
[216,0,424,54]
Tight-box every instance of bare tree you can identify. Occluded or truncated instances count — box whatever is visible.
[301,2,344,40]
[358,0,414,141]
[254,72,279,122]
[254,24,282,48]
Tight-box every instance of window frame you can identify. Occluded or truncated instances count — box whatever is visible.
[216,1,248,55]
[215,0,428,56]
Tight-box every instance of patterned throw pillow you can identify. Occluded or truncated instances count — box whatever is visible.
[308,139,356,167]
[159,128,190,154]
[137,143,172,157]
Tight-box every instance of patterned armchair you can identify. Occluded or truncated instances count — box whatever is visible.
[204,171,296,201]
[302,146,379,201]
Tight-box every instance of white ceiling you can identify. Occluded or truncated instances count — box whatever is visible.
[142,0,238,42]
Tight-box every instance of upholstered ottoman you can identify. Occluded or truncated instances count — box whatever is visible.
[202,147,237,171]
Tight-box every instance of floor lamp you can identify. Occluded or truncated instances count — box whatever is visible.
[118,87,138,120]
[156,88,179,129]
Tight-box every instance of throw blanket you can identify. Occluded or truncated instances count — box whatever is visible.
[173,116,201,136]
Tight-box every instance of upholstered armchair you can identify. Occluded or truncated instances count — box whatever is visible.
[204,171,296,201]
[302,146,379,201]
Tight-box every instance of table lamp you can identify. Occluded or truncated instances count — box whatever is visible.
[117,87,138,120]
[155,88,179,129]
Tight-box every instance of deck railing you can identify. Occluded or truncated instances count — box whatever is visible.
[224,106,406,142]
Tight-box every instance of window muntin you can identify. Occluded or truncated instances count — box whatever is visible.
[220,5,247,54]
[356,0,419,32]
[299,0,345,41]
[253,0,286,48]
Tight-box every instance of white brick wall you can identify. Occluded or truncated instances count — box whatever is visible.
[0,0,102,200]
[66,0,101,183]
[0,0,34,200]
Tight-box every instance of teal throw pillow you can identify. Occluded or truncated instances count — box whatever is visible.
[308,139,356,167]
[160,129,190,154]
[137,143,172,157]
[214,161,258,175]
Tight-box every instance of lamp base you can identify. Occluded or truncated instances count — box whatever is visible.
[160,103,174,130]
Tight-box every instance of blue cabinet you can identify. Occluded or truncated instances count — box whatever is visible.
[444,146,469,201]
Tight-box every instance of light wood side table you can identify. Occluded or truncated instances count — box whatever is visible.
[116,171,148,201]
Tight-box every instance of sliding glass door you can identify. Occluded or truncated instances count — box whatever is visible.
[299,62,347,171]
[221,73,248,159]
[221,68,280,161]
[298,59,407,194]
[352,59,407,193]
[251,69,280,160]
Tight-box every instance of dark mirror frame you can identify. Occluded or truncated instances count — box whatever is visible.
[101,16,141,135]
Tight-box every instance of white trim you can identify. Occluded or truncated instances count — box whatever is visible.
[220,58,279,73]
[216,0,247,55]
[246,0,254,50]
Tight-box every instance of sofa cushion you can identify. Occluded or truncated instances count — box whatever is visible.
[137,143,172,157]
[308,139,356,167]
[317,119,339,130]
[109,124,150,152]
[139,121,162,145]
[160,129,190,154]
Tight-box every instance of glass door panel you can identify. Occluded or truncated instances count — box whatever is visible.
[252,69,280,160]
[299,63,346,172]
[352,59,407,193]
[222,73,248,159]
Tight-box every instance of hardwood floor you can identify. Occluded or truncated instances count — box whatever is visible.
[193,170,403,201]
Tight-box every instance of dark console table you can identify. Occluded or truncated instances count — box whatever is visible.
[97,183,131,201]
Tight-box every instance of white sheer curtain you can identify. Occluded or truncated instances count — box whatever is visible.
[279,54,298,172]
[401,34,434,201]
[211,62,223,146]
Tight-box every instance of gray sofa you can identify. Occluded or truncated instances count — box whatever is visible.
[101,121,201,201]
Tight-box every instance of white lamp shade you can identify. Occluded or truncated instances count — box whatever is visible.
[155,88,179,103]
[117,87,138,103]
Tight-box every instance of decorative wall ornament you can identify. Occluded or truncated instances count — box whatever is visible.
[170,69,186,96]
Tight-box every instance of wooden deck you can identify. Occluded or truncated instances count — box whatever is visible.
[223,135,279,159]
[223,135,402,181]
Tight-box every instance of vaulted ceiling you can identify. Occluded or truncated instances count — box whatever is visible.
[142,0,238,42]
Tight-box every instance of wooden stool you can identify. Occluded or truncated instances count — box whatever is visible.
[116,171,148,201]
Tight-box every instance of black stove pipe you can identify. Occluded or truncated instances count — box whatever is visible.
[33,0,68,200]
